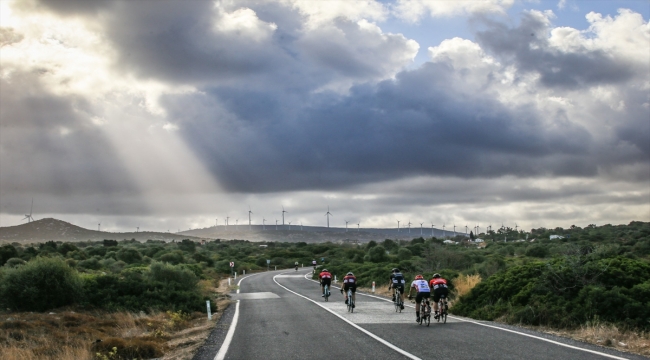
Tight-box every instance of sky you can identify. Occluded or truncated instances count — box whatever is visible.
[1,0,648,234]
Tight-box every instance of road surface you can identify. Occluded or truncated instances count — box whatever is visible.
[194,269,647,360]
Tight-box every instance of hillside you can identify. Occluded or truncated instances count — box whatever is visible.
[0,218,205,243]
[177,224,455,243]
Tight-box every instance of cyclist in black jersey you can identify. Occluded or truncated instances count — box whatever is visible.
[388,268,405,310]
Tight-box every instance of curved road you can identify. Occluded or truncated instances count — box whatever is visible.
[198,269,647,360]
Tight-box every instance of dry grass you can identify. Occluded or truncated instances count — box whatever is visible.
[452,274,482,299]
[517,322,650,357]
[0,277,234,360]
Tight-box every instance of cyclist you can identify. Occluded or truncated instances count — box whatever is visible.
[312,259,317,269]
[319,268,332,297]
[429,273,449,319]
[388,268,405,310]
[340,271,357,307]
[294,261,299,271]
[407,274,431,323]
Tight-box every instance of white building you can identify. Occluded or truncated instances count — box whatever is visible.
[549,235,564,240]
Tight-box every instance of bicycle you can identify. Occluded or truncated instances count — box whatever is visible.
[420,298,431,326]
[436,295,448,323]
[391,287,403,313]
[323,284,330,302]
[347,288,354,312]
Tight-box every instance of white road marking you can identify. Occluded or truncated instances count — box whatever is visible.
[274,273,422,360]
[302,271,630,360]
[214,273,258,360]
[232,292,280,300]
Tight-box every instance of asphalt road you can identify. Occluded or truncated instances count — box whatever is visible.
[201,269,648,360]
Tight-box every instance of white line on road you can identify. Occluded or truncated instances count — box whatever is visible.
[214,273,258,360]
[274,273,422,360]
[303,271,629,360]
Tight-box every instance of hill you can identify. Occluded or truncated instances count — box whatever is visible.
[0,218,205,243]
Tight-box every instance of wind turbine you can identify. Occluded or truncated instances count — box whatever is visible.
[226,216,230,228]
[288,221,292,231]
[98,223,101,231]
[263,218,266,230]
[235,219,238,231]
[408,221,412,234]
[22,199,35,223]
[215,219,218,228]
[282,206,287,226]
[453,224,456,236]
[465,225,468,237]
[136,227,139,233]
[431,224,434,237]
[515,223,519,232]
[248,207,253,230]
[325,206,332,228]
[442,224,446,239]
[357,223,360,232]
[420,222,423,236]
[275,220,278,230]
[300,222,303,231]
[397,220,400,232]
[345,220,349,232]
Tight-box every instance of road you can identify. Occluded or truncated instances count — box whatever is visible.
[195,269,647,360]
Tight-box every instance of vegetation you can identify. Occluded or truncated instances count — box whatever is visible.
[0,221,648,334]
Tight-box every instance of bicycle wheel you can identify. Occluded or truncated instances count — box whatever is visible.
[398,296,402,313]
[437,301,442,322]
[324,285,329,302]
[442,301,448,323]
[348,291,354,312]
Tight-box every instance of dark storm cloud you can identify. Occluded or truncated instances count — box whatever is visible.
[0,71,140,212]
[162,60,600,193]
[475,11,635,89]
[34,0,111,15]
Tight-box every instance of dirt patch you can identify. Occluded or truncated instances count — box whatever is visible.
[515,322,650,357]
[0,277,234,360]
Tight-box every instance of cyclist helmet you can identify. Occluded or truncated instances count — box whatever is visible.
[432,273,441,278]
[392,268,399,272]
[347,272,354,276]
[322,269,328,272]
[415,274,424,280]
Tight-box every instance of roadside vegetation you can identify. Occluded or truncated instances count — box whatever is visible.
[0,221,648,358]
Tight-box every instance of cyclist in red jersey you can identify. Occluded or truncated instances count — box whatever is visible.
[340,272,357,307]
[429,273,449,319]
[319,269,332,297]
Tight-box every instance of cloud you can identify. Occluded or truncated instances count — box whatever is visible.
[1,0,648,231]
[394,0,514,22]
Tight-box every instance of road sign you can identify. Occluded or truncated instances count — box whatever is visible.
[230,262,234,267]
[266,259,270,264]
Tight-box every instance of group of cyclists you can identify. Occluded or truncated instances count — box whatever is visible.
[317,265,448,323]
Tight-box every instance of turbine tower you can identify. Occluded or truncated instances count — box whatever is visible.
[357,223,360,232]
[408,221,412,234]
[420,222,424,236]
[275,220,278,230]
[431,223,434,237]
[98,223,101,231]
[345,220,349,232]
[137,227,139,233]
[325,206,332,228]
[442,224,446,239]
[263,218,266,230]
[282,206,287,226]
[288,221,292,231]
[397,220,400,232]
[249,207,253,230]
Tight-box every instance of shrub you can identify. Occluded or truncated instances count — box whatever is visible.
[4,257,26,267]
[0,257,83,311]
[0,245,18,266]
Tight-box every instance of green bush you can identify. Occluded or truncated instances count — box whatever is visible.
[0,245,18,266]
[452,256,650,330]
[0,257,83,311]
